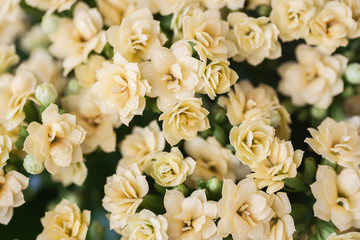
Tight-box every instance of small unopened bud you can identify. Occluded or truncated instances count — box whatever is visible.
[310,106,327,120]
[206,176,222,200]
[67,78,80,95]
[23,155,44,175]
[270,110,281,128]
[41,15,60,34]
[173,184,190,197]
[345,63,360,85]
[35,83,57,107]
[256,4,272,17]
[197,179,206,189]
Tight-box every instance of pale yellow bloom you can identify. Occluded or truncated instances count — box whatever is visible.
[230,118,275,166]
[278,44,346,109]
[218,79,279,126]
[0,71,37,131]
[0,0,26,44]
[270,0,316,41]
[52,161,88,187]
[0,135,11,168]
[217,178,275,240]
[200,0,245,10]
[61,89,119,154]
[25,0,76,15]
[0,169,28,225]
[183,8,236,59]
[74,54,107,89]
[305,117,360,169]
[119,120,165,172]
[249,137,304,194]
[153,0,185,15]
[95,0,130,26]
[37,199,90,240]
[268,192,295,240]
[21,48,66,94]
[140,41,199,111]
[102,164,149,233]
[327,232,360,240]
[145,147,195,187]
[20,24,50,53]
[49,2,106,75]
[0,44,18,73]
[91,53,151,126]
[107,8,166,62]
[23,103,86,175]
[228,12,281,66]
[159,97,210,146]
[305,1,358,54]
[122,209,168,240]
[339,0,360,37]
[184,136,250,188]
[164,189,219,240]
[311,165,360,231]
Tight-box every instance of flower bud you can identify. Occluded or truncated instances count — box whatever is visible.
[41,15,60,34]
[345,63,360,85]
[35,83,58,107]
[67,78,80,94]
[206,176,222,200]
[256,4,272,17]
[310,106,327,120]
[173,184,190,197]
[341,84,355,98]
[270,110,281,128]
[197,179,206,189]
[23,155,44,175]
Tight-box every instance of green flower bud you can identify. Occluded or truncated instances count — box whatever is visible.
[341,84,355,98]
[310,106,327,120]
[41,15,60,34]
[173,184,190,197]
[270,110,281,128]
[67,78,80,95]
[256,4,272,17]
[206,176,222,200]
[35,83,58,107]
[197,179,206,189]
[23,155,44,175]
[345,63,360,85]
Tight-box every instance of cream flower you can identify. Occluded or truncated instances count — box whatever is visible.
[0,169,28,225]
[340,0,360,36]
[217,178,275,240]
[249,137,304,194]
[153,0,186,15]
[20,24,50,53]
[107,8,166,62]
[61,89,119,154]
[102,164,149,233]
[145,147,195,187]
[184,136,250,188]
[200,0,245,10]
[95,0,130,26]
[37,199,90,240]
[230,118,275,166]
[21,48,66,94]
[270,0,316,41]
[159,97,210,146]
[327,232,360,240]
[164,189,219,240]
[0,0,26,44]
[140,41,199,111]
[311,165,360,231]
[0,71,37,131]
[119,120,165,172]
[25,0,76,15]
[74,54,107,89]
[91,53,151,126]
[278,44,346,109]
[183,8,236,59]
[49,2,106,75]
[122,209,168,240]
[218,79,279,126]
[197,56,238,100]
[52,161,88,187]
[228,12,281,66]
[0,134,11,168]
[268,192,295,240]
[0,44,18,73]
[305,117,360,169]
[305,1,358,54]
[23,103,86,175]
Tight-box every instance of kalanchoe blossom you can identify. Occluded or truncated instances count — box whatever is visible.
[74,54,108,89]
[102,164,149,234]
[37,199,90,240]
[0,44,19,73]
[25,0,76,15]
[95,0,131,27]
[200,0,245,10]
[23,103,86,175]
[0,134,11,169]
[0,0,26,44]
[52,161,88,187]
[327,232,360,240]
